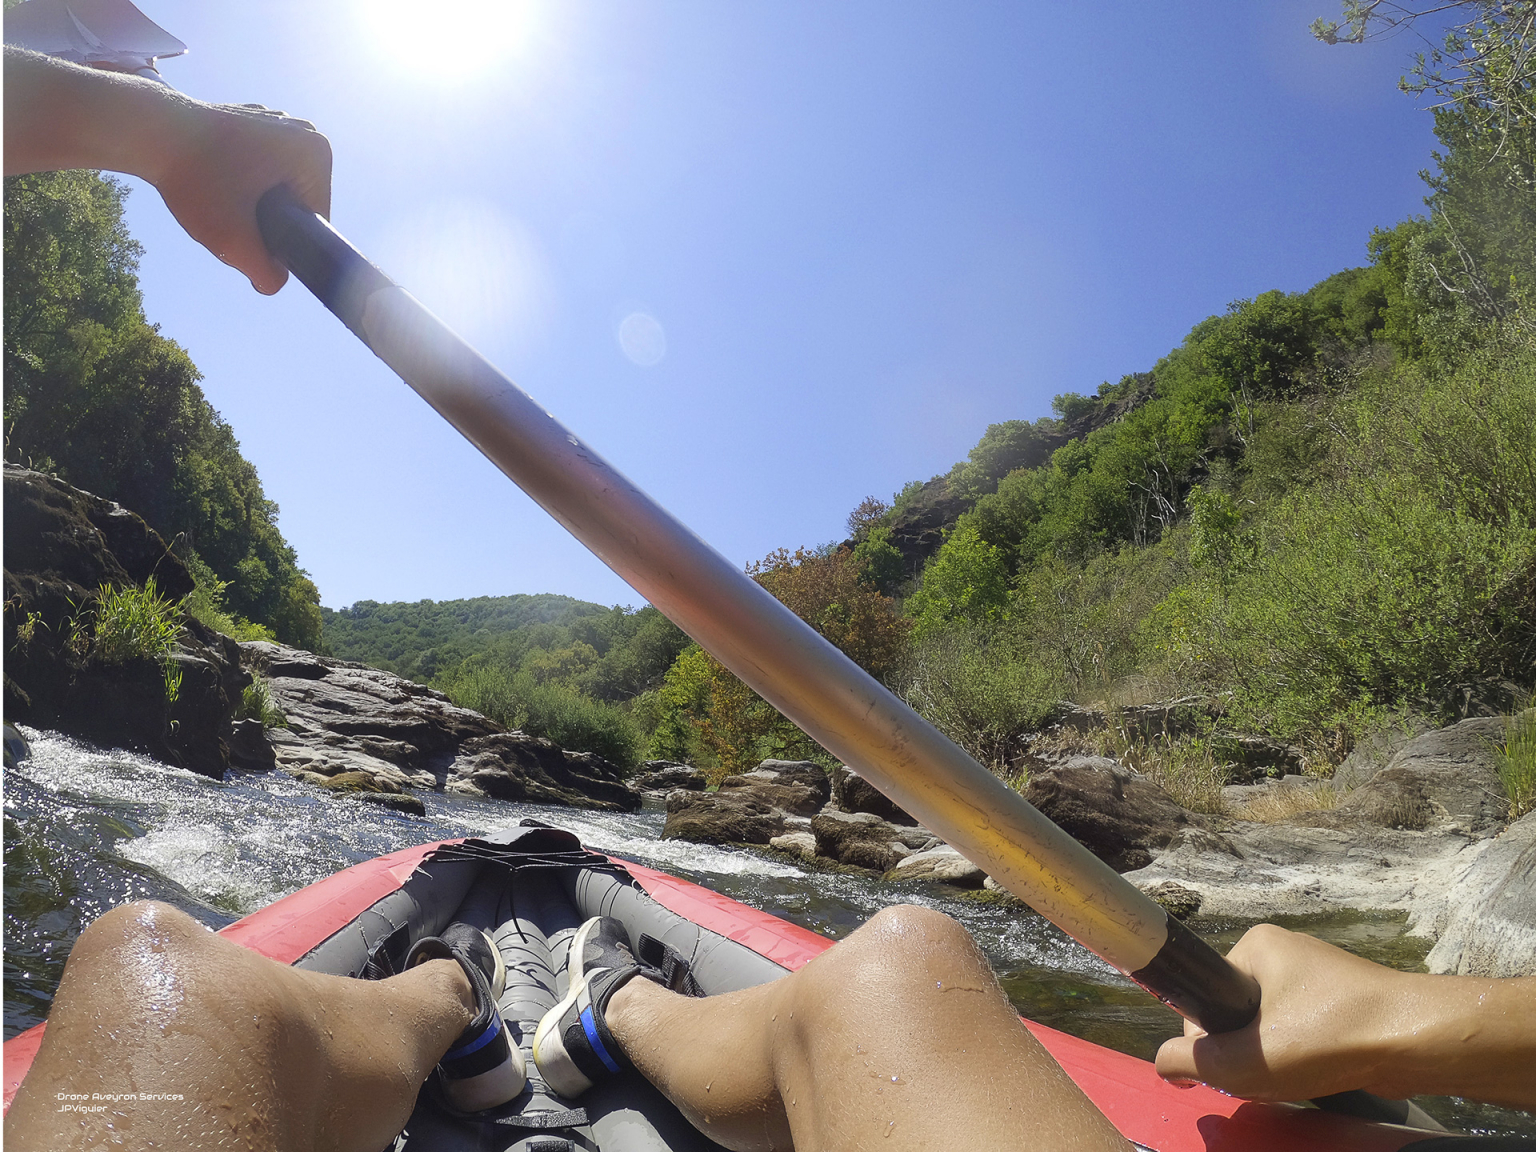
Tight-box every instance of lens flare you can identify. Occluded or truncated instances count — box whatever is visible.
[618,312,667,366]
[377,199,553,353]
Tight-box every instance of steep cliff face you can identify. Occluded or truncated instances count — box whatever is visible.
[3,466,248,777]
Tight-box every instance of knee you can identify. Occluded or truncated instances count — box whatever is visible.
[824,905,986,981]
[864,904,976,954]
[67,901,213,975]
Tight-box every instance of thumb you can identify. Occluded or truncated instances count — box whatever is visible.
[1155,1033,1204,1086]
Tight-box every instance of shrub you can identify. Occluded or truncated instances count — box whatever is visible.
[1082,724,1229,815]
[907,524,1010,640]
[435,660,642,769]
[898,622,1061,773]
[182,550,277,642]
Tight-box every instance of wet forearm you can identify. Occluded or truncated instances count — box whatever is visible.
[3,46,193,181]
[1376,974,1536,1109]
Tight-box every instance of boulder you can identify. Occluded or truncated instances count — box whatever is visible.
[811,809,927,872]
[1332,725,1424,790]
[1024,756,1203,872]
[769,831,818,860]
[317,770,401,794]
[831,765,917,825]
[449,733,637,811]
[1330,717,1508,835]
[887,845,986,888]
[1418,809,1536,977]
[227,718,277,771]
[662,790,785,845]
[243,640,640,811]
[3,467,248,778]
[633,763,706,792]
[353,791,427,816]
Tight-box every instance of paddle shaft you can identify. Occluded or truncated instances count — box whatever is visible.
[255,186,1258,1030]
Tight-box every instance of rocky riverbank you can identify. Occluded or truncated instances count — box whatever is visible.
[651,720,1535,978]
[2,467,636,814]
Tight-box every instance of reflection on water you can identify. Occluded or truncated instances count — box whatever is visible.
[4,726,1532,1137]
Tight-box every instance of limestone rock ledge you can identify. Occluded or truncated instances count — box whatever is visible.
[241,641,639,812]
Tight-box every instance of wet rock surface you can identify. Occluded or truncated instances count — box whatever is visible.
[812,809,935,872]
[887,845,986,887]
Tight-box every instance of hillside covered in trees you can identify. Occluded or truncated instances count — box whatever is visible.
[3,171,323,649]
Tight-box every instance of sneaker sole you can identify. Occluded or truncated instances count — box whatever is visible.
[478,927,508,1003]
[531,916,605,1098]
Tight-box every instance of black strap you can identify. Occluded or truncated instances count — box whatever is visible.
[636,934,705,998]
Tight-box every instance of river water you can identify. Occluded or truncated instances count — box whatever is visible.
[5,725,1533,1137]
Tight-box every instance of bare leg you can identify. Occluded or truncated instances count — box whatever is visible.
[5,901,473,1152]
[607,904,1130,1152]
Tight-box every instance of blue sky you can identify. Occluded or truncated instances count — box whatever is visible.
[115,1,1444,610]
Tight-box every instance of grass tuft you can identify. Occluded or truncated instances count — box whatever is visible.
[1496,707,1536,820]
[236,679,288,729]
[1232,780,1340,822]
[91,579,183,704]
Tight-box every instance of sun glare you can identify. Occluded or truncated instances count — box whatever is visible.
[358,0,537,81]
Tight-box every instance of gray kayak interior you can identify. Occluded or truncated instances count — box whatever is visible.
[293,822,791,1152]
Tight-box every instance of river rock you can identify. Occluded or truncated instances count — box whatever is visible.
[887,845,986,887]
[810,809,932,872]
[3,467,249,778]
[1024,756,1203,872]
[721,761,831,812]
[1327,717,1508,835]
[243,640,638,811]
[447,733,637,811]
[769,831,818,860]
[633,763,706,792]
[662,789,786,844]
[354,791,428,815]
[1140,880,1202,920]
[1332,725,1424,789]
[227,718,277,771]
[831,764,917,825]
[1124,796,1531,974]
[1417,810,1536,977]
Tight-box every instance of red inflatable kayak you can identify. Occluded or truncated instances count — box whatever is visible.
[1,824,1483,1150]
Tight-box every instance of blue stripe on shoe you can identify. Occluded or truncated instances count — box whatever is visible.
[579,1006,621,1074]
[445,1011,502,1060]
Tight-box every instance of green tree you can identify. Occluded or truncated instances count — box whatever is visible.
[4,171,324,649]
[907,523,1010,639]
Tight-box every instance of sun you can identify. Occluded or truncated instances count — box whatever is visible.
[357,0,538,82]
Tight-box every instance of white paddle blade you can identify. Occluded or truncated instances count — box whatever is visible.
[3,0,185,78]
